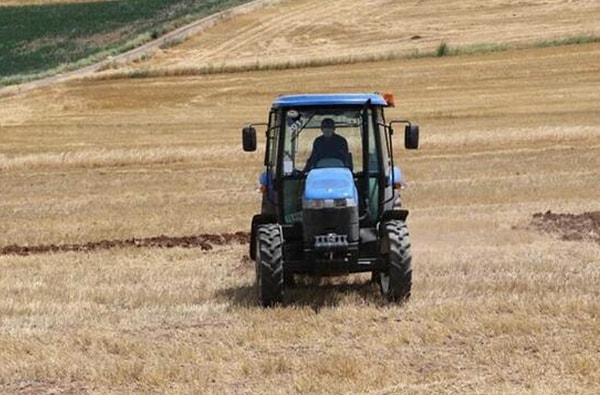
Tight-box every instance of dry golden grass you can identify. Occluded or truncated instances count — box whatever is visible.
[1,1,600,393]
[111,0,600,77]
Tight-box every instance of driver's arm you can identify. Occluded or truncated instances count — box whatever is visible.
[303,137,321,172]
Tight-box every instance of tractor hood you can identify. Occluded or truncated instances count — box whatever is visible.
[303,168,358,202]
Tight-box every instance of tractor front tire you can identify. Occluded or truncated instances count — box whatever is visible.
[379,220,412,303]
[256,224,284,307]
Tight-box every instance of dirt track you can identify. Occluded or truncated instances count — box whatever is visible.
[0,232,249,256]
[531,211,600,245]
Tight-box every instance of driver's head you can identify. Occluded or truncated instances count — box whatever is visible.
[320,118,335,138]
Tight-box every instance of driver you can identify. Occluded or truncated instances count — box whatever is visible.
[303,118,351,172]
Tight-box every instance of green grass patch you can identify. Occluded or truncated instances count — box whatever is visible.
[534,35,599,48]
[436,41,449,57]
[98,34,600,81]
[0,0,253,86]
[433,35,599,58]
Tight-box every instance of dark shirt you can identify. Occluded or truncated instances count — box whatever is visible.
[304,134,350,171]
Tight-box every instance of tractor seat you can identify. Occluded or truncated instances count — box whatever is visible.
[315,158,346,168]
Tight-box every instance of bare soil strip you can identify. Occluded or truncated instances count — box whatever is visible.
[5,210,597,256]
[0,232,249,256]
[531,211,600,245]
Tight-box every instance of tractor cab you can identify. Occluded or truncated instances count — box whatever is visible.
[242,93,419,306]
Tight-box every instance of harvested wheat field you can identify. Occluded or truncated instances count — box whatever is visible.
[1,0,600,394]
[117,0,600,75]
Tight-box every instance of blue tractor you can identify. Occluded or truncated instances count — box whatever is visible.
[242,93,419,306]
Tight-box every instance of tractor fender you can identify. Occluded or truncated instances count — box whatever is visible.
[250,214,277,260]
[380,209,409,224]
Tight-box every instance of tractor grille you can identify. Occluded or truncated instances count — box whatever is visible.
[314,233,349,251]
[303,206,359,250]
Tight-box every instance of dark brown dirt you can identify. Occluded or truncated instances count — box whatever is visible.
[5,212,598,256]
[531,211,600,245]
[0,232,249,257]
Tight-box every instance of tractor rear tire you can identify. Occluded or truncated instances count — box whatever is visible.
[256,224,284,307]
[379,220,412,303]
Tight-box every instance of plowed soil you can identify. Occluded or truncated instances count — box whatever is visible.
[0,232,249,256]
[7,210,596,256]
[531,211,600,245]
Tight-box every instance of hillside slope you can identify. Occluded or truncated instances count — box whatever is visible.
[0,0,256,86]
[132,0,600,73]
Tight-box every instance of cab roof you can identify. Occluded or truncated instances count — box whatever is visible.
[271,93,388,109]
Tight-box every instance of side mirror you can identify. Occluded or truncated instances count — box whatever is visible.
[405,124,419,149]
[242,126,257,152]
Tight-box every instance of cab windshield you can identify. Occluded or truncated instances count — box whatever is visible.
[281,108,370,175]
[276,106,385,224]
